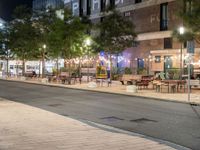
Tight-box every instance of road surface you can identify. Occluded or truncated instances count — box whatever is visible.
[0,80,199,150]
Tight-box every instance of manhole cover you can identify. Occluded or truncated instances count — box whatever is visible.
[100,116,124,122]
[48,104,62,107]
[130,118,157,123]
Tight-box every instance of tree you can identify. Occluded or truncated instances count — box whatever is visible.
[47,8,88,76]
[95,9,136,79]
[32,8,57,78]
[178,0,200,43]
[9,5,37,76]
[0,25,13,76]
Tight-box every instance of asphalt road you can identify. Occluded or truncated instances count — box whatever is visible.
[0,80,200,150]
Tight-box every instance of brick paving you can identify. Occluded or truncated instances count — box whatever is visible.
[0,98,189,150]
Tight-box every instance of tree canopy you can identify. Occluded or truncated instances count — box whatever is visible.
[178,0,200,43]
[95,9,136,54]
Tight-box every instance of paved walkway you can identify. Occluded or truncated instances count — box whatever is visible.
[2,77,200,104]
[0,98,189,150]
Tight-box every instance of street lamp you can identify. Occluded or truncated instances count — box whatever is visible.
[179,26,185,80]
[43,44,46,49]
[85,38,91,82]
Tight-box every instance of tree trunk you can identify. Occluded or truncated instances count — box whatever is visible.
[39,60,41,78]
[22,59,26,76]
[116,53,119,74]
[6,58,9,77]
[109,53,112,82]
[56,57,59,77]
[42,51,45,78]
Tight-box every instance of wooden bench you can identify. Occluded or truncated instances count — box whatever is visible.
[59,72,82,84]
[187,80,200,88]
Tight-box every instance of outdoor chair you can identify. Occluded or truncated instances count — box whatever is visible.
[136,80,149,90]
[160,81,177,93]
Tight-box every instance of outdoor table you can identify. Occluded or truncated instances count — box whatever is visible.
[161,80,186,93]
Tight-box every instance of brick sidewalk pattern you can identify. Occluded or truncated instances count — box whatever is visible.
[0,98,190,150]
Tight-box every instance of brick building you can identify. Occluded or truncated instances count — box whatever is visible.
[65,0,200,76]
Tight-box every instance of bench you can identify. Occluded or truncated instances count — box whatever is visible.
[24,72,37,78]
[59,72,82,84]
[187,80,200,88]
[120,75,142,85]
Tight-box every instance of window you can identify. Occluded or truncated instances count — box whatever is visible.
[101,0,106,12]
[110,0,115,8]
[135,0,142,4]
[87,0,91,15]
[155,56,161,63]
[160,3,168,31]
[184,0,193,14]
[164,38,172,49]
[137,58,144,69]
[79,0,83,16]
[164,56,172,71]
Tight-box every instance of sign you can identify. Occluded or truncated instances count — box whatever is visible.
[96,66,107,79]
[187,40,195,54]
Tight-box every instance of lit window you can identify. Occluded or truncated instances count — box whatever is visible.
[155,56,161,63]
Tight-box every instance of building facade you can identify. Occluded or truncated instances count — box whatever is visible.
[33,0,64,11]
[66,0,200,76]
[0,18,6,30]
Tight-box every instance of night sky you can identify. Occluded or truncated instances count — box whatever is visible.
[0,0,32,21]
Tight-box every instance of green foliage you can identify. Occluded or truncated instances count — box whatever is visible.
[9,5,38,61]
[137,68,147,75]
[124,67,132,74]
[0,25,11,59]
[176,0,200,43]
[95,9,136,54]
[166,68,180,80]
[47,8,90,60]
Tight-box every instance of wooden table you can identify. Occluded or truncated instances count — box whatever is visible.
[161,80,186,93]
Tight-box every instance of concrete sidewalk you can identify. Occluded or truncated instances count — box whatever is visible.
[0,98,189,150]
[2,77,200,104]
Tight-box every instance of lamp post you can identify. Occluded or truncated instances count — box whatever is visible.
[42,44,46,78]
[85,38,91,82]
[179,26,185,80]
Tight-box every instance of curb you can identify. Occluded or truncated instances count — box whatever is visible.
[82,120,191,150]
[1,78,199,106]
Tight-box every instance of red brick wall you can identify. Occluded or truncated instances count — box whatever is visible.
[130,1,181,34]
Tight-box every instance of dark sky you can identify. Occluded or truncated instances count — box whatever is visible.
[0,0,32,21]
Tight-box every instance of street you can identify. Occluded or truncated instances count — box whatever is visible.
[0,80,200,150]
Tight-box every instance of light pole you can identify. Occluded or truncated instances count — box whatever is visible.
[179,26,185,80]
[85,38,91,82]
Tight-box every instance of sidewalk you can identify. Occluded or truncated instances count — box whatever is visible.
[2,77,200,104]
[0,98,189,150]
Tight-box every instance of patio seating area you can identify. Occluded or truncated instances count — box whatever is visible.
[2,74,200,104]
